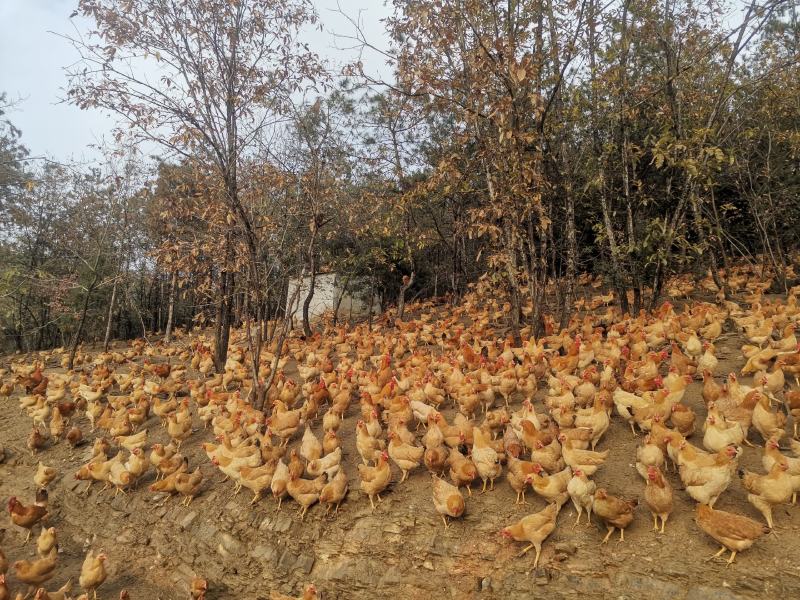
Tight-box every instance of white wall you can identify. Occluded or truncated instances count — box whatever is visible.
[286,273,380,325]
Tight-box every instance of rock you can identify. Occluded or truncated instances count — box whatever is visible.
[383,522,402,534]
[277,549,297,570]
[422,560,434,571]
[272,513,293,533]
[179,510,197,529]
[613,573,681,600]
[685,587,741,600]
[554,541,577,556]
[294,554,315,574]
[219,533,241,555]
[251,544,277,563]
[115,528,136,544]
[481,577,492,592]
[195,523,218,544]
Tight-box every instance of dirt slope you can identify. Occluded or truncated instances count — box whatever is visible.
[1,325,799,599]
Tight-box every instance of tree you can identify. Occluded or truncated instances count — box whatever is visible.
[66,0,324,380]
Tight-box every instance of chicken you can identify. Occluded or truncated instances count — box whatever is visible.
[355,420,385,465]
[505,455,537,504]
[36,527,57,557]
[189,577,208,600]
[526,464,571,508]
[271,459,290,509]
[567,468,596,527]
[679,444,739,508]
[266,406,304,447]
[175,467,204,506]
[300,426,323,462]
[447,448,478,496]
[387,431,424,482]
[702,371,723,406]
[702,407,746,452]
[471,426,502,492]
[432,475,465,528]
[33,578,73,600]
[669,403,696,437]
[751,392,786,442]
[167,411,193,448]
[7,492,48,541]
[423,442,449,475]
[695,504,769,565]
[559,434,608,476]
[33,463,57,488]
[696,342,718,374]
[27,427,48,455]
[269,583,319,600]
[635,434,665,480]
[740,462,798,528]
[643,466,673,534]
[530,438,565,474]
[307,447,342,480]
[286,472,326,520]
[115,430,147,452]
[319,468,349,515]
[358,451,391,509]
[500,503,559,568]
[594,489,637,543]
[79,550,107,600]
[11,551,57,591]
[66,426,84,448]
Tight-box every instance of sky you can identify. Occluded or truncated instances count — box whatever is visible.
[0,0,393,164]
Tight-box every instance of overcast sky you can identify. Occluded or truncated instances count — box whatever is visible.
[0,0,393,164]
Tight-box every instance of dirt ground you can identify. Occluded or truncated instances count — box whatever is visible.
[2,308,800,599]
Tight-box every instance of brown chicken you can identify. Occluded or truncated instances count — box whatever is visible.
[269,583,319,600]
[669,403,696,437]
[740,462,798,528]
[594,489,637,543]
[8,491,48,541]
[189,577,208,600]
[447,448,478,496]
[319,468,349,515]
[66,426,84,448]
[11,550,57,592]
[358,451,391,509]
[500,503,559,568]
[702,370,723,406]
[695,504,769,565]
[33,578,73,600]
[431,475,465,528]
[643,466,673,534]
[505,455,537,504]
[175,467,204,506]
[28,427,48,455]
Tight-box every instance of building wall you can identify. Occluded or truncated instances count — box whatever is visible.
[286,273,379,325]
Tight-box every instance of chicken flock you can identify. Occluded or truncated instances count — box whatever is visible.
[2,265,800,597]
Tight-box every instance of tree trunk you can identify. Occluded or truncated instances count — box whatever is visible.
[396,271,416,322]
[68,273,99,371]
[332,274,352,326]
[302,263,317,338]
[103,277,118,352]
[367,278,376,331]
[258,280,304,411]
[559,183,577,329]
[164,270,178,343]
[213,269,233,374]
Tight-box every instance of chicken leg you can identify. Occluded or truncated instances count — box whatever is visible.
[601,526,615,544]
[747,493,775,529]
